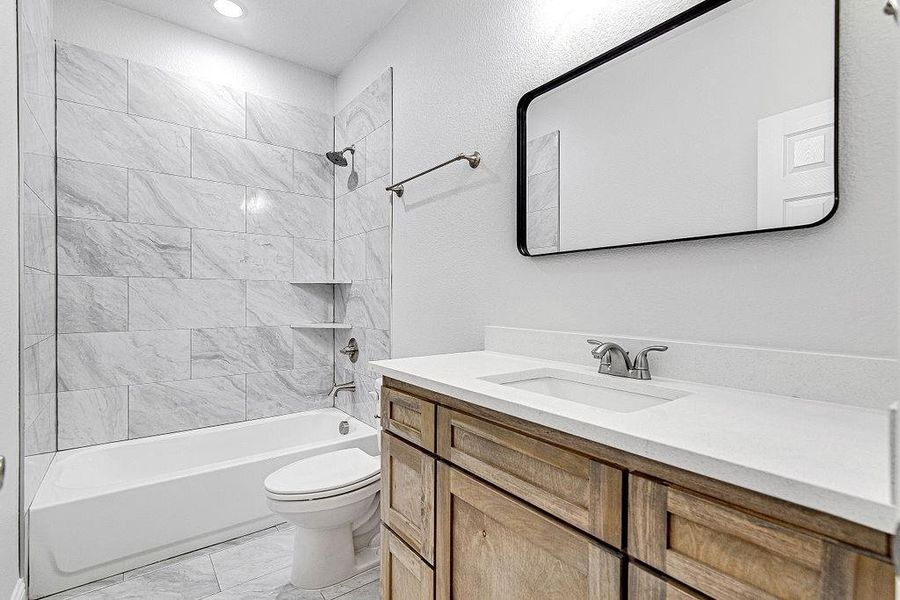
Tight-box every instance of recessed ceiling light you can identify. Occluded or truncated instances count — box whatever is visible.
[212,0,245,19]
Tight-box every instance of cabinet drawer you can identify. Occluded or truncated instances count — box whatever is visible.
[629,476,894,600]
[382,386,436,452]
[436,464,621,600]
[382,525,434,600]
[382,432,436,563]
[628,563,703,599]
[437,407,622,547]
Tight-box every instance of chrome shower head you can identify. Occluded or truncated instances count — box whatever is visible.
[325,145,355,167]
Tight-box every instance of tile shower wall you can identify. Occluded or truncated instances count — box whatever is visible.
[20,0,57,462]
[526,131,559,254]
[55,43,338,449]
[333,70,392,427]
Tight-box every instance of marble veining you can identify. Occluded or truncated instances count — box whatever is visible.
[343,279,390,331]
[335,69,392,149]
[57,330,191,392]
[526,168,559,213]
[293,328,334,370]
[246,93,332,153]
[191,326,293,378]
[246,280,331,326]
[129,170,246,232]
[335,234,366,281]
[293,150,334,198]
[21,0,56,464]
[23,333,55,395]
[192,129,293,192]
[57,387,128,449]
[526,130,559,176]
[245,188,333,240]
[365,227,390,280]
[128,62,246,136]
[58,218,192,278]
[128,376,246,438]
[208,530,294,591]
[58,100,191,175]
[23,150,56,207]
[22,184,55,272]
[67,555,220,600]
[129,278,246,330]
[292,238,333,281]
[56,42,127,111]
[58,276,128,333]
[363,122,391,185]
[57,159,129,221]
[245,367,333,419]
[334,176,391,240]
[23,268,55,336]
[192,230,293,281]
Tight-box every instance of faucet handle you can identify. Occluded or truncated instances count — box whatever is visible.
[587,339,612,371]
[632,346,668,378]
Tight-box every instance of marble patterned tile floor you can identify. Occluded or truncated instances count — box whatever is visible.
[40,524,380,600]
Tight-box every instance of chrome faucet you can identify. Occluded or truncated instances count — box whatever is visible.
[329,381,356,401]
[587,339,668,380]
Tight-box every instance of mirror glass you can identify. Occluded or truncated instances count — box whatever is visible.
[520,0,836,255]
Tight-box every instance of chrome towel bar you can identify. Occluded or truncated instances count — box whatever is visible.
[386,151,481,198]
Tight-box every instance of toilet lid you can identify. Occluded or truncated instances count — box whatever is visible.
[265,448,380,496]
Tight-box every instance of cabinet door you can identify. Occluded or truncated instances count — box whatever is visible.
[382,386,436,451]
[628,563,704,599]
[382,526,434,600]
[629,476,895,600]
[437,407,622,547]
[436,463,621,600]
[382,432,436,563]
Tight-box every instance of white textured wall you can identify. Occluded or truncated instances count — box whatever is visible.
[0,0,20,594]
[54,0,334,112]
[337,0,898,361]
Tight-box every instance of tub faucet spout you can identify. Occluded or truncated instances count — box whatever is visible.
[329,381,356,402]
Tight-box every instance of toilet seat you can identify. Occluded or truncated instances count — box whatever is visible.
[264,448,380,502]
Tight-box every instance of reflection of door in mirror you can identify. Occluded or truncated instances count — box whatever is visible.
[757,99,835,228]
[526,131,560,254]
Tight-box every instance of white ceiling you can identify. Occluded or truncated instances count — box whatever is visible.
[103,0,409,75]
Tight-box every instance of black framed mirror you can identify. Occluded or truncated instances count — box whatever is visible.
[517,0,838,256]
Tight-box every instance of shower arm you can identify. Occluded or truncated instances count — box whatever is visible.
[385,151,481,198]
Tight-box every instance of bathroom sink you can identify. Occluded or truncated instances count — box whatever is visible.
[480,368,689,413]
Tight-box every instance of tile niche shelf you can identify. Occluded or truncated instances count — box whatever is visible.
[290,323,353,330]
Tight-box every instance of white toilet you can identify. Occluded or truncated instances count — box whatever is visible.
[265,447,381,589]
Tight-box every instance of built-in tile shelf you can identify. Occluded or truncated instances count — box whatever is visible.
[291,323,353,330]
[289,280,352,285]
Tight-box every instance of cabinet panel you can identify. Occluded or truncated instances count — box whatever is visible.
[629,476,894,600]
[382,526,435,600]
[628,563,703,599]
[437,407,622,547]
[382,386,436,451]
[436,463,621,600]
[382,432,436,563]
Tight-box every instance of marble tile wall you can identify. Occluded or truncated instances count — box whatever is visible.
[55,43,339,449]
[19,0,57,471]
[332,70,393,428]
[525,130,560,254]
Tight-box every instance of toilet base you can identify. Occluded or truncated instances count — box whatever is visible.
[289,524,380,589]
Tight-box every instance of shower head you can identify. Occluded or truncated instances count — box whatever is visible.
[325,145,355,167]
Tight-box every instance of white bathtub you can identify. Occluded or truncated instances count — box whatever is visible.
[29,408,378,598]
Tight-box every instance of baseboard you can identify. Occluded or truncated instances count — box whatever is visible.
[9,579,26,600]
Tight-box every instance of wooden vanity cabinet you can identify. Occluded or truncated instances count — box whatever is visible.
[382,526,435,600]
[379,379,896,600]
[436,464,621,600]
[629,476,894,600]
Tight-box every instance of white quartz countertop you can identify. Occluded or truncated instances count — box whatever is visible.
[371,351,895,534]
